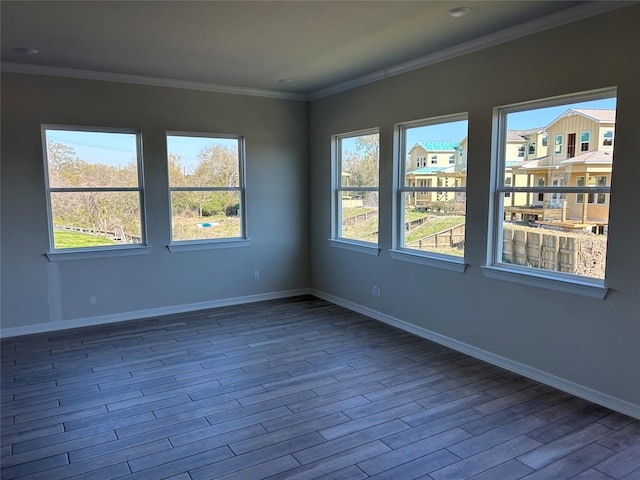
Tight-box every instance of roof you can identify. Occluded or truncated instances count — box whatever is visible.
[560,150,613,165]
[407,166,452,174]
[413,141,459,152]
[507,128,544,142]
[548,109,616,129]
[570,109,616,123]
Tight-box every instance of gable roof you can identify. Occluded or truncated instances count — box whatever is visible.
[407,166,452,174]
[507,128,544,142]
[413,141,459,153]
[547,109,616,129]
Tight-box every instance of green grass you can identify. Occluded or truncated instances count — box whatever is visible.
[405,215,465,244]
[54,230,118,248]
[171,214,241,241]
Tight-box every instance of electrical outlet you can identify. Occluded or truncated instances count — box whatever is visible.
[253,270,260,282]
[371,286,380,297]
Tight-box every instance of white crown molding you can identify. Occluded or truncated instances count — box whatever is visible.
[308,1,632,100]
[0,62,308,101]
[0,288,311,338]
[311,289,640,420]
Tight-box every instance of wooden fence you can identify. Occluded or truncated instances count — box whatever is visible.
[502,227,578,274]
[55,225,141,244]
[342,211,377,226]
[406,224,465,250]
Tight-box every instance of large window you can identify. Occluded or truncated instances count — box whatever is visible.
[396,115,468,261]
[491,90,616,288]
[167,133,245,243]
[42,127,145,251]
[333,129,379,246]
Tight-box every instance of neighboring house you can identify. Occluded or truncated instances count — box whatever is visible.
[408,141,460,169]
[406,142,463,207]
[508,108,615,225]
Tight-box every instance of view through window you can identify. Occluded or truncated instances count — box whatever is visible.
[167,134,244,242]
[495,92,616,280]
[335,130,379,244]
[43,128,144,250]
[398,116,468,258]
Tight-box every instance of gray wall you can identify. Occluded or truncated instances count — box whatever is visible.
[1,74,309,330]
[1,6,638,414]
[309,6,640,408]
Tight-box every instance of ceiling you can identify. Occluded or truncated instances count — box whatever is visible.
[0,1,628,99]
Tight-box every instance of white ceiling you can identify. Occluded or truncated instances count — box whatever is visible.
[0,1,629,99]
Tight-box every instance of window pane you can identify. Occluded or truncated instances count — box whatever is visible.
[50,191,142,248]
[339,134,379,188]
[171,191,241,241]
[501,193,609,279]
[167,136,240,188]
[403,192,465,256]
[45,130,139,188]
[499,95,615,280]
[340,191,378,243]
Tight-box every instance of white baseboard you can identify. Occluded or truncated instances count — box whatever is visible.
[311,289,640,421]
[0,288,311,338]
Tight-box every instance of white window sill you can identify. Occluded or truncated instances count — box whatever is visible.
[329,239,380,256]
[46,245,151,262]
[390,249,467,273]
[482,265,607,300]
[168,239,251,252]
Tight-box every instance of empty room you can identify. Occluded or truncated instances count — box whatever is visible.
[1,1,639,479]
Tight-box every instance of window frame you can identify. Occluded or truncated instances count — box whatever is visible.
[580,131,590,152]
[42,124,149,260]
[166,131,249,251]
[554,134,563,154]
[602,129,614,147]
[485,88,616,299]
[391,113,468,272]
[330,127,380,255]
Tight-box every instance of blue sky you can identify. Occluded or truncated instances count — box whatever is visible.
[166,135,237,174]
[45,130,137,167]
[507,97,616,131]
[45,130,237,170]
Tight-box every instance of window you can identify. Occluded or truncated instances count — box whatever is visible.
[528,143,536,156]
[542,134,548,147]
[449,155,456,164]
[537,177,545,203]
[576,176,589,204]
[333,129,379,246]
[518,145,525,157]
[167,133,246,243]
[43,126,145,252]
[417,155,425,167]
[580,131,590,152]
[396,114,468,263]
[597,176,607,204]
[431,155,438,164]
[603,129,614,147]
[567,133,576,158]
[554,135,563,154]
[490,89,616,291]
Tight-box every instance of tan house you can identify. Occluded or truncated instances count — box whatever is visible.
[406,141,464,208]
[508,108,615,227]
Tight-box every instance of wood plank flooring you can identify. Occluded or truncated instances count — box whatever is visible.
[2,295,639,479]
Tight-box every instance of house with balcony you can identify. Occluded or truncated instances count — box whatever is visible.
[507,108,615,229]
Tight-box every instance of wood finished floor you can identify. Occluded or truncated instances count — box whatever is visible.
[2,296,639,480]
